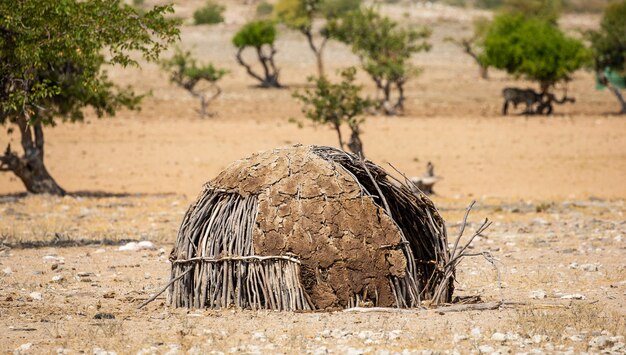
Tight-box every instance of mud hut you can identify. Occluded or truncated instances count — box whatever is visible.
[168,145,453,310]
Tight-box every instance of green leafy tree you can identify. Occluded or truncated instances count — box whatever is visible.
[482,14,589,113]
[233,20,282,88]
[0,0,179,195]
[293,67,372,157]
[445,17,491,79]
[328,7,431,115]
[193,1,225,25]
[588,0,626,114]
[161,48,227,118]
[273,0,359,78]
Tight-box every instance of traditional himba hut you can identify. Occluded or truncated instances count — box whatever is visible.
[168,145,453,310]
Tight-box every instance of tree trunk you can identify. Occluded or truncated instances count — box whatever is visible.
[0,116,65,195]
[347,126,364,158]
[479,65,489,80]
[611,87,626,114]
[302,28,327,78]
[333,122,344,150]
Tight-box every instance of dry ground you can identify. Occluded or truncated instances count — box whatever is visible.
[1,2,625,354]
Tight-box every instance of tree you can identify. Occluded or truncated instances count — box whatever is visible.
[232,20,282,88]
[293,67,372,157]
[0,0,179,195]
[273,0,359,78]
[193,1,225,25]
[588,0,626,114]
[445,17,491,79]
[161,48,227,118]
[328,8,431,115]
[481,13,589,113]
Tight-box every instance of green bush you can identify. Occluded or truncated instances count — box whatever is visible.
[193,1,225,25]
[482,13,590,91]
[233,20,276,47]
[256,1,274,18]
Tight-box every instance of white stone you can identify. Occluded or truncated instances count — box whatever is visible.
[29,292,42,301]
[92,348,117,355]
[388,330,402,341]
[251,331,267,342]
[491,332,507,342]
[2,267,12,275]
[471,327,482,339]
[560,293,585,300]
[16,343,32,352]
[119,241,155,251]
[51,275,64,282]
[532,334,547,343]
[477,345,494,353]
[588,335,613,349]
[529,290,546,299]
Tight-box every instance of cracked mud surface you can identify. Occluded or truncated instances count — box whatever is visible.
[210,146,407,308]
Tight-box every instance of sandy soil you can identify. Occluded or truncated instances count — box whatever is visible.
[0,2,625,354]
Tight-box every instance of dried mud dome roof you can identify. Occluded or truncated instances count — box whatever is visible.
[169,145,452,310]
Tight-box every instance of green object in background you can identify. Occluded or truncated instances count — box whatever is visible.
[596,68,626,90]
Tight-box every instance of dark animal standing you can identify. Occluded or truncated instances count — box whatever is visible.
[502,87,542,115]
[502,87,576,115]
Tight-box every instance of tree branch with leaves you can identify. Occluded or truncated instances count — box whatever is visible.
[327,7,431,115]
[161,48,227,118]
[0,0,179,195]
[293,67,372,157]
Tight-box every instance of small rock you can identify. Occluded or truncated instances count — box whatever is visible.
[93,313,115,320]
[94,248,106,254]
[471,327,482,339]
[532,334,547,343]
[15,343,33,353]
[92,348,116,355]
[29,292,42,301]
[251,331,266,342]
[529,290,547,299]
[118,241,155,251]
[569,263,600,271]
[491,332,507,342]
[588,335,613,349]
[43,255,65,264]
[388,330,402,341]
[51,275,64,283]
[569,335,583,341]
[3,267,12,275]
[102,291,115,299]
[478,345,494,353]
[560,293,585,300]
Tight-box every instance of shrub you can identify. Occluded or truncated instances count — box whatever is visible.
[232,20,281,88]
[256,1,274,18]
[293,67,372,157]
[193,1,225,25]
[160,48,228,118]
